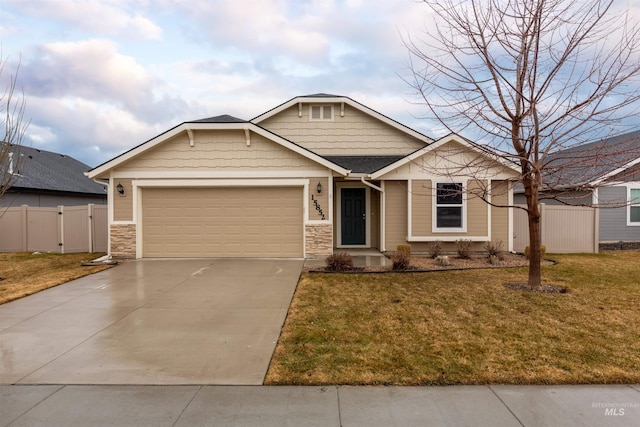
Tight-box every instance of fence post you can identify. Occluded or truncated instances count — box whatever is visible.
[88,204,94,253]
[58,205,64,254]
[593,207,600,254]
[21,205,28,252]
[539,203,546,248]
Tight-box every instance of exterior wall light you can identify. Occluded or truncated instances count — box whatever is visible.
[317,182,322,194]
[116,182,125,195]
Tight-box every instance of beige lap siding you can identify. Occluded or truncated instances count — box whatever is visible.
[141,187,304,257]
[113,179,133,222]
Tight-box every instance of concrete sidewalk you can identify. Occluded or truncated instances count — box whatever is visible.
[2,384,639,426]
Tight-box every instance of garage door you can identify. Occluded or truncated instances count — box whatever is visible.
[142,187,304,257]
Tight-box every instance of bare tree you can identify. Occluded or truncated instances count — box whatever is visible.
[0,55,29,203]
[404,0,640,289]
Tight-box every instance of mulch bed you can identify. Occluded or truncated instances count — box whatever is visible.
[306,253,554,273]
[504,282,569,294]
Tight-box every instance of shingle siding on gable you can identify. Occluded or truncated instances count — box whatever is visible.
[258,104,426,155]
[117,130,326,172]
[599,186,640,241]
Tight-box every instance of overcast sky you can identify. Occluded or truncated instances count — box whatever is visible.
[1,0,639,168]
[1,0,439,167]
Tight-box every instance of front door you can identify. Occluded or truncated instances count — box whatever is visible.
[341,188,366,245]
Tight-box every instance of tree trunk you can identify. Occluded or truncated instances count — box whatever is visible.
[523,170,543,290]
[527,203,542,290]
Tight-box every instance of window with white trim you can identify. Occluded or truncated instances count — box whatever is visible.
[310,105,333,121]
[630,188,640,224]
[435,182,464,229]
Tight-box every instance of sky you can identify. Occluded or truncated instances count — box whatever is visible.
[0,0,639,168]
[0,0,436,167]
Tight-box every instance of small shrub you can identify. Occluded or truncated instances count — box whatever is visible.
[524,245,547,260]
[484,240,504,261]
[488,255,503,266]
[435,255,450,266]
[428,240,443,259]
[325,252,354,272]
[396,244,411,256]
[456,239,472,259]
[391,251,411,271]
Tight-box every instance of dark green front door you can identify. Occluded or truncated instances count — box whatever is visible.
[341,188,366,245]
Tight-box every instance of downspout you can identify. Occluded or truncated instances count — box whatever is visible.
[360,176,382,192]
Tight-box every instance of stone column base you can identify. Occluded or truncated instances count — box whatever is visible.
[305,222,333,257]
[110,224,136,258]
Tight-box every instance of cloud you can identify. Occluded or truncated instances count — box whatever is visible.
[19,39,189,123]
[4,0,162,40]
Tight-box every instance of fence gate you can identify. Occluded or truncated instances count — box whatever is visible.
[513,204,599,253]
[0,204,108,253]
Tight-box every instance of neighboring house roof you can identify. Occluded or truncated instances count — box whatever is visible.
[543,130,640,188]
[3,144,106,195]
[323,155,406,174]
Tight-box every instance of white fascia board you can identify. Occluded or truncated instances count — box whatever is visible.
[87,121,349,179]
[590,155,640,186]
[111,170,332,179]
[86,122,236,179]
[252,96,433,144]
[370,134,520,180]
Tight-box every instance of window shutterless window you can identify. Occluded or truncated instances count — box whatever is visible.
[310,105,333,121]
[436,182,463,228]
[630,188,640,224]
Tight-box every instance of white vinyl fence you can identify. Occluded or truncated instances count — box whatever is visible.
[513,204,599,253]
[0,204,108,253]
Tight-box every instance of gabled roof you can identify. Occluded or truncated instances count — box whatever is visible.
[87,121,350,178]
[323,155,405,174]
[251,94,433,144]
[543,130,640,188]
[370,133,520,179]
[189,114,246,123]
[3,144,106,195]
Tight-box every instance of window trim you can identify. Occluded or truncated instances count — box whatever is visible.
[432,181,467,233]
[309,104,334,121]
[628,185,640,226]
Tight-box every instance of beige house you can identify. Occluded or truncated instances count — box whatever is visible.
[87,94,519,258]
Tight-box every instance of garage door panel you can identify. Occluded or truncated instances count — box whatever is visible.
[142,187,303,257]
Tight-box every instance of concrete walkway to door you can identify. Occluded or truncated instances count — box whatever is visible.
[0,258,303,385]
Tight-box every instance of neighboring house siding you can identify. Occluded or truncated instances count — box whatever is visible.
[513,190,592,206]
[1,192,106,208]
[259,104,426,156]
[599,186,640,242]
[117,130,326,172]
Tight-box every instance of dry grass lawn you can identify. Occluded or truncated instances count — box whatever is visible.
[266,251,640,385]
[0,252,113,305]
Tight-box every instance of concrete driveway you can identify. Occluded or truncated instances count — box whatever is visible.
[0,258,303,385]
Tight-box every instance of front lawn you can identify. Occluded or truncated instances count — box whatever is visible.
[266,252,640,385]
[0,252,113,305]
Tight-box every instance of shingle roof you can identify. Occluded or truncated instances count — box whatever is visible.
[4,144,107,195]
[544,130,640,188]
[323,155,406,174]
[189,114,246,123]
